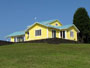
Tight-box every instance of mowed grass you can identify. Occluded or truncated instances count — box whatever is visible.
[0,43,90,68]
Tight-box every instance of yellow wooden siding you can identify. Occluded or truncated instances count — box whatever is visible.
[56,30,60,38]
[25,24,48,41]
[11,26,78,42]
[48,28,52,38]
[11,37,14,42]
[66,26,77,41]
[50,21,62,26]
[48,28,60,38]
[25,33,29,41]
[11,22,78,42]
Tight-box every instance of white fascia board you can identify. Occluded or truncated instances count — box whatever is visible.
[73,24,80,33]
[60,24,80,33]
[25,22,48,32]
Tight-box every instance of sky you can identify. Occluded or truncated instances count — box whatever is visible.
[0,0,90,40]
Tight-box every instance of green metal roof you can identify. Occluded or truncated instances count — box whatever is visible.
[27,19,57,27]
[44,24,72,29]
[26,19,79,32]
[58,24,73,29]
[34,20,73,29]
[6,31,25,37]
[39,19,57,25]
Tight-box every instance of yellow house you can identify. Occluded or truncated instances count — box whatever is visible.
[7,19,80,42]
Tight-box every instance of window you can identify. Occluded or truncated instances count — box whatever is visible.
[52,30,56,38]
[70,31,74,37]
[60,31,65,39]
[56,24,58,26]
[35,29,41,36]
[63,31,65,38]
[17,37,24,42]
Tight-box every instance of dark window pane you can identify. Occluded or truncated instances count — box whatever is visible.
[60,31,62,38]
[35,30,41,36]
[63,31,65,38]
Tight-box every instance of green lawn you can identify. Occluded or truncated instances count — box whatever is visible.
[0,43,90,68]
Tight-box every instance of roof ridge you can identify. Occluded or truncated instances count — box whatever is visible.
[38,19,57,24]
[6,31,25,38]
[39,19,56,22]
[13,31,25,33]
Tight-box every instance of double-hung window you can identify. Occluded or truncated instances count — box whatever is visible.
[35,29,41,36]
[70,31,74,37]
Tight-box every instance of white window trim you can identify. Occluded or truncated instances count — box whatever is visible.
[35,29,41,36]
[70,30,74,38]
[15,37,17,42]
[61,31,63,38]
[24,36,25,41]
[65,30,67,39]
[60,31,66,39]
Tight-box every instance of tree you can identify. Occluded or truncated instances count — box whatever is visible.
[73,7,90,43]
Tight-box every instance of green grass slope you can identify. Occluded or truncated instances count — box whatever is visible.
[0,43,90,68]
